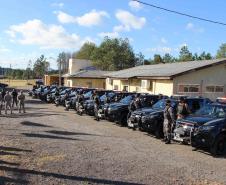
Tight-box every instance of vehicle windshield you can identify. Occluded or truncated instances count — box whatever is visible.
[152,99,176,110]
[195,105,226,118]
[50,88,56,93]
[119,95,133,104]
[100,92,115,101]
[84,91,92,98]
[152,99,166,109]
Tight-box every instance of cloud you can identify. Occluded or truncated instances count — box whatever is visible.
[6,19,92,49]
[147,47,173,54]
[51,2,64,8]
[113,25,130,32]
[186,22,204,33]
[98,32,119,39]
[115,10,146,31]
[129,1,143,11]
[56,10,109,27]
[0,46,11,53]
[160,37,167,44]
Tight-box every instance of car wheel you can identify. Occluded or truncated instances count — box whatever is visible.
[211,134,226,156]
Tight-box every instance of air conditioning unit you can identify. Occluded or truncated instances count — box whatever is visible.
[141,80,150,89]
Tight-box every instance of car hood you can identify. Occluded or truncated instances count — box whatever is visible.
[179,116,215,126]
[109,102,128,108]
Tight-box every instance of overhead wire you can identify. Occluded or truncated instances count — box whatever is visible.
[132,0,226,26]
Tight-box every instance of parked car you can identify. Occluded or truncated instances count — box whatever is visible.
[140,97,211,138]
[127,95,164,129]
[106,93,150,126]
[190,104,226,155]
[83,90,115,115]
[140,99,178,138]
[173,101,222,145]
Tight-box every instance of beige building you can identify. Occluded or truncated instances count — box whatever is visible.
[106,59,226,100]
[63,70,109,89]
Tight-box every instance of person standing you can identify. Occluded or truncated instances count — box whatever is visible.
[93,92,100,121]
[12,89,18,108]
[0,92,3,115]
[18,91,26,113]
[4,91,13,114]
[163,100,175,144]
[177,97,190,119]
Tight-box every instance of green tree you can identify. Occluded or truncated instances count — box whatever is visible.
[179,46,193,61]
[91,37,136,70]
[33,55,49,78]
[57,52,71,74]
[153,54,163,64]
[162,53,174,63]
[216,43,226,58]
[136,52,145,66]
[76,42,97,60]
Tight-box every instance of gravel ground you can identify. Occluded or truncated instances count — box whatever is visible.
[0,96,226,185]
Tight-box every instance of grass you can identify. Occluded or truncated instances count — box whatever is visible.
[0,79,36,89]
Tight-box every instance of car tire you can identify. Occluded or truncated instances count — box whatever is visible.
[210,134,226,156]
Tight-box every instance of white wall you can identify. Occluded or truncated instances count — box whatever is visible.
[68,59,92,75]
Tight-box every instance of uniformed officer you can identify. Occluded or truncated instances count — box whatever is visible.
[12,89,18,108]
[0,92,3,115]
[163,99,175,144]
[93,92,100,121]
[18,91,26,113]
[4,91,12,114]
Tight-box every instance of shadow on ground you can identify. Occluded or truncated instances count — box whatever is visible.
[0,146,32,153]
[0,165,143,185]
[46,130,100,136]
[21,133,81,141]
[0,176,28,185]
[20,121,52,128]
[4,112,59,119]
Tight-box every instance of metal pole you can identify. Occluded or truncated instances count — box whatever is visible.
[59,59,62,87]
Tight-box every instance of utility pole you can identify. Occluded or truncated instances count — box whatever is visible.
[59,59,62,87]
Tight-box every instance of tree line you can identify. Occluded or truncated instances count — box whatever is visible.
[4,37,226,79]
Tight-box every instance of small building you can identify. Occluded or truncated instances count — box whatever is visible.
[63,70,109,89]
[44,74,61,86]
[106,59,226,100]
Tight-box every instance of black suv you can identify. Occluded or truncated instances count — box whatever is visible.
[140,97,211,138]
[140,99,178,138]
[83,91,115,116]
[191,103,226,155]
[127,95,163,129]
[173,99,214,144]
[105,93,136,125]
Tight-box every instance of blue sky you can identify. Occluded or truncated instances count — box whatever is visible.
[0,0,226,69]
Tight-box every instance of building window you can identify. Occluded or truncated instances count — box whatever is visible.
[216,86,224,92]
[123,86,128,92]
[206,86,215,92]
[206,85,224,93]
[114,85,119,90]
[178,84,200,93]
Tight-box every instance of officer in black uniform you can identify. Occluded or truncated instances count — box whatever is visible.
[93,92,100,121]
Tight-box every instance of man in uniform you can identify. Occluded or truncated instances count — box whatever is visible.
[163,99,175,144]
[93,92,100,121]
[18,91,26,113]
[0,91,3,115]
[12,89,18,108]
[4,91,12,114]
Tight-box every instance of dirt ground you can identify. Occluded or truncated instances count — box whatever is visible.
[0,96,226,185]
